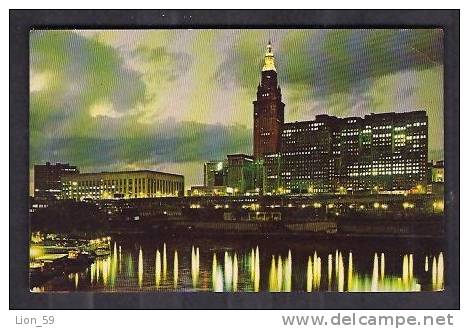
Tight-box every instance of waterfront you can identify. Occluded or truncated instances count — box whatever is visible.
[32,236,445,292]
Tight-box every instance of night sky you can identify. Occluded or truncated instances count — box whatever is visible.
[29,29,444,191]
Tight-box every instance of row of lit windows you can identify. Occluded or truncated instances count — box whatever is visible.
[277,161,426,169]
[347,169,424,177]
[341,131,359,136]
[64,178,182,195]
[373,125,392,130]
[283,132,426,144]
[283,126,326,134]
[283,120,425,134]
[374,133,392,138]
[407,134,426,140]
[66,179,181,189]
[283,151,328,156]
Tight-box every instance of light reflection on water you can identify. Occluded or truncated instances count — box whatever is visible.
[44,239,445,292]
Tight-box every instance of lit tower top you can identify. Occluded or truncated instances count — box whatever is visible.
[262,40,276,72]
[253,40,284,161]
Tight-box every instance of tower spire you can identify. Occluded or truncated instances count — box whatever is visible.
[262,40,276,72]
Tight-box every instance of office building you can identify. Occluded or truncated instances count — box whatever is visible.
[263,153,282,194]
[366,111,428,193]
[196,156,259,196]
[204,160,227,187]
[280,115,342,194]
[429,160,444,183]
[427,160,444,195]
[34,162,79,200]
[61,170,184,200]
[226,154,255,194]
[278,111,428,194]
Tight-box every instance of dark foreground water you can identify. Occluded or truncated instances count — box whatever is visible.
[35,236,445,292]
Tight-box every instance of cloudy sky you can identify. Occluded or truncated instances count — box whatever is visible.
[30,29,443,191]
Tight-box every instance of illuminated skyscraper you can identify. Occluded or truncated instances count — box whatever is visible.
[253,41,285,160]
[280,115,342,194]
[279,111,428,194]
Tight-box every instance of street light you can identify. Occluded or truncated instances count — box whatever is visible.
[403,202,414,209]
[432,200,444,213]
[416,184,423,193]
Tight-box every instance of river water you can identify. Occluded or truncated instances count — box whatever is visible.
[35,236,444,292]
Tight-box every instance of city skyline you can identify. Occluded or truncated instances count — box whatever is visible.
[30,29,444,191]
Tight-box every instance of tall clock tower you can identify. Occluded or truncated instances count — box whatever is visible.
[253,41,285,160]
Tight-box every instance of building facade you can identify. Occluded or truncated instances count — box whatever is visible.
[196,156,259,196]
[34,162,79,200]
[275,111,428,194]
[366,111,428,193]
[226,154,255,194]
[189,185,232,197]
[280,115,343,194]
[253,41,285,160]
[204,160,227,187]
[427,160,444,196]
[263,153,282,193]
[429,160,444,183]
[61,170,184,200]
